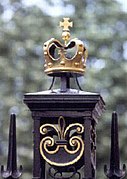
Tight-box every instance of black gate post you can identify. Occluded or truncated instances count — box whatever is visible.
[24,18,105,179]
[24,88,105,179]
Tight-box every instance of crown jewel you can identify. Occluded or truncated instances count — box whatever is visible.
[43,18,88,77]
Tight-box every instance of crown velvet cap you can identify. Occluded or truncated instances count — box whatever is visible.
[43,18,88,77]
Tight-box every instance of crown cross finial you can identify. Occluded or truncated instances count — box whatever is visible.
[43,18,88,77]
[60,18,73,31]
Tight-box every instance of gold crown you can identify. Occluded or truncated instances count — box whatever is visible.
[43,18,88,77]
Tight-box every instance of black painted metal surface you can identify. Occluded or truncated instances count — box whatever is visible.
[2,75,126,179]
[24,77,105,179]
[104,112,126,179]
[1,114,22,179]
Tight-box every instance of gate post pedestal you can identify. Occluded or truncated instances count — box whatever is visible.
[24,90,105,179]
[24,18,105,179]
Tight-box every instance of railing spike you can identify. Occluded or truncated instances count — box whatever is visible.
[1,114,23,179]
[104,112,126,179]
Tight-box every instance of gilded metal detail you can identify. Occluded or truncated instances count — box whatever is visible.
[60,18,73,44]
[40,116,84,167]
[43,18,88,76]
[60,18,73,31]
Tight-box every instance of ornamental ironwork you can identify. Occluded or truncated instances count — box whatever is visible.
[0,18,126,179]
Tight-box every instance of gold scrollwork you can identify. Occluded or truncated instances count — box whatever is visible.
[64,123,84,139]
[40,124,60,138]
[40,116,84,167]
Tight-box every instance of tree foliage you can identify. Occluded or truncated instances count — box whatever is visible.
[0,0,127,178]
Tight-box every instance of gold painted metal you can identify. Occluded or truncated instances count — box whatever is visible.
[43,18,88,76]
[40,123,60,138]
[40,116,84,167]
[60,18,73,31]
[40,136,84,166]
[60,18,73,44]
[58,116,65,139]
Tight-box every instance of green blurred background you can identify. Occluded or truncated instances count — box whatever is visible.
[0,0,127,178]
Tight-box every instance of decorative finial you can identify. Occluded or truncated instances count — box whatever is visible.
[43,18,88,77]
[60,18,73,44]
[104,112,126,179]
[60,18,73,31]
[1,114,23,179]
